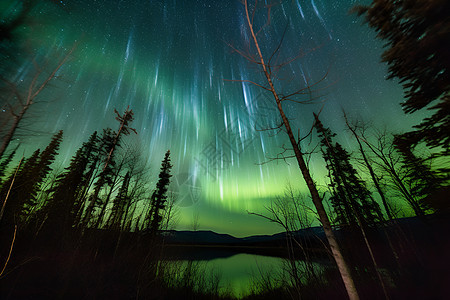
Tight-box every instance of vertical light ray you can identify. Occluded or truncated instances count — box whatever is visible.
[125,28,133,63]
[295,0,305,20]
[311,0,332,39]
[7,0,413,235]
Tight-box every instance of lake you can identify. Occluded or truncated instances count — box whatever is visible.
[164,251,327,298]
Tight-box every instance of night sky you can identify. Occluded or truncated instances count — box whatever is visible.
[2,0,425,237]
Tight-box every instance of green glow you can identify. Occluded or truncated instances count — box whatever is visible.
[1,0,427,236]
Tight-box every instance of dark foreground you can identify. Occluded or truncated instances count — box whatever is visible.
[0,215,449,299]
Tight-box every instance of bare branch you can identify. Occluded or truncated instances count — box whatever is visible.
[223,78,271,92]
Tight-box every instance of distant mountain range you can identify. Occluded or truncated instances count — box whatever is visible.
[160,228,324,260]
[153,215,449,261]
[162,226,326,248]
[162,214,449,248]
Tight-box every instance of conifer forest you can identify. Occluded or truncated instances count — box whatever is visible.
[0,0,449,299]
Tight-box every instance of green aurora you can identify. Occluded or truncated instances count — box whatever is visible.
[0,0,428,237]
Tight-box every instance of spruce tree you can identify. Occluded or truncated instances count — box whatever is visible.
[0,149,40,225]
[0,130,63,226]
[82,107,136,229]
[41,131,99,233]
[314,114,382,228]
[24,130,64,226]
[394,135,446,214]
[31,131,63,196]
[81,128,117,228]
[0,144,19,182]
[353,0,450,150]
[147,150,172,233]
[315,115,391,297]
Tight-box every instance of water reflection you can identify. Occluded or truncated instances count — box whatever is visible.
[167,253,324,298]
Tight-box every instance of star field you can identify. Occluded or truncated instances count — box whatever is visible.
[1,0,423,236]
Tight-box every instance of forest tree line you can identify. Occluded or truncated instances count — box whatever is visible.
[0,107,175,241]
[0,0,449,299]
[0,103,447,239]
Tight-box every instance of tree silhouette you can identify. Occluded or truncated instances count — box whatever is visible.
[40,131,98,235]
[231,2,360,299]
[81,107,136,229]
[81,128,117,228]
[0,149,39,226]
[394,135,446,213]
[344,115,394,220]
[93,149,127,229]
[314,114,382,228]
[146,150,172,233]
[121,145,151,230]
[353,0,450,150]
[0,144,19,183]
[107,171,131,230]
[358,129,430,217]
[95,107,137,228]
[33,131,63,184]
[0,130,62,226]
[315,115,390,298]
[23,130,63,222]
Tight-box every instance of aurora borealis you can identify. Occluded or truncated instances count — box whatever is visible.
[1,0,425,237]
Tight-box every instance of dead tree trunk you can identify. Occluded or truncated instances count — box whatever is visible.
[239,1,359,299]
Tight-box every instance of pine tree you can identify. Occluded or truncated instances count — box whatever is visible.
[24,130,64,226]
[315,115,390,297]
[0,144,19,182]
[394,135,446,214]
[314,114,382,228]
[146,150,172,233]
[82,107,137,229]
[81,128,117,228]
[0,130,63,226]
[353,0,450,150]
[94,108,137,228]
[0,149,40,226]
[31,131,63,195]
[41,131,99,233]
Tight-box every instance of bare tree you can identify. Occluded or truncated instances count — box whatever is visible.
[249,184,320,295]
[234,1,359,299]
[358,128,426,217]
[0,45,76,158]
[343,113,394,221]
